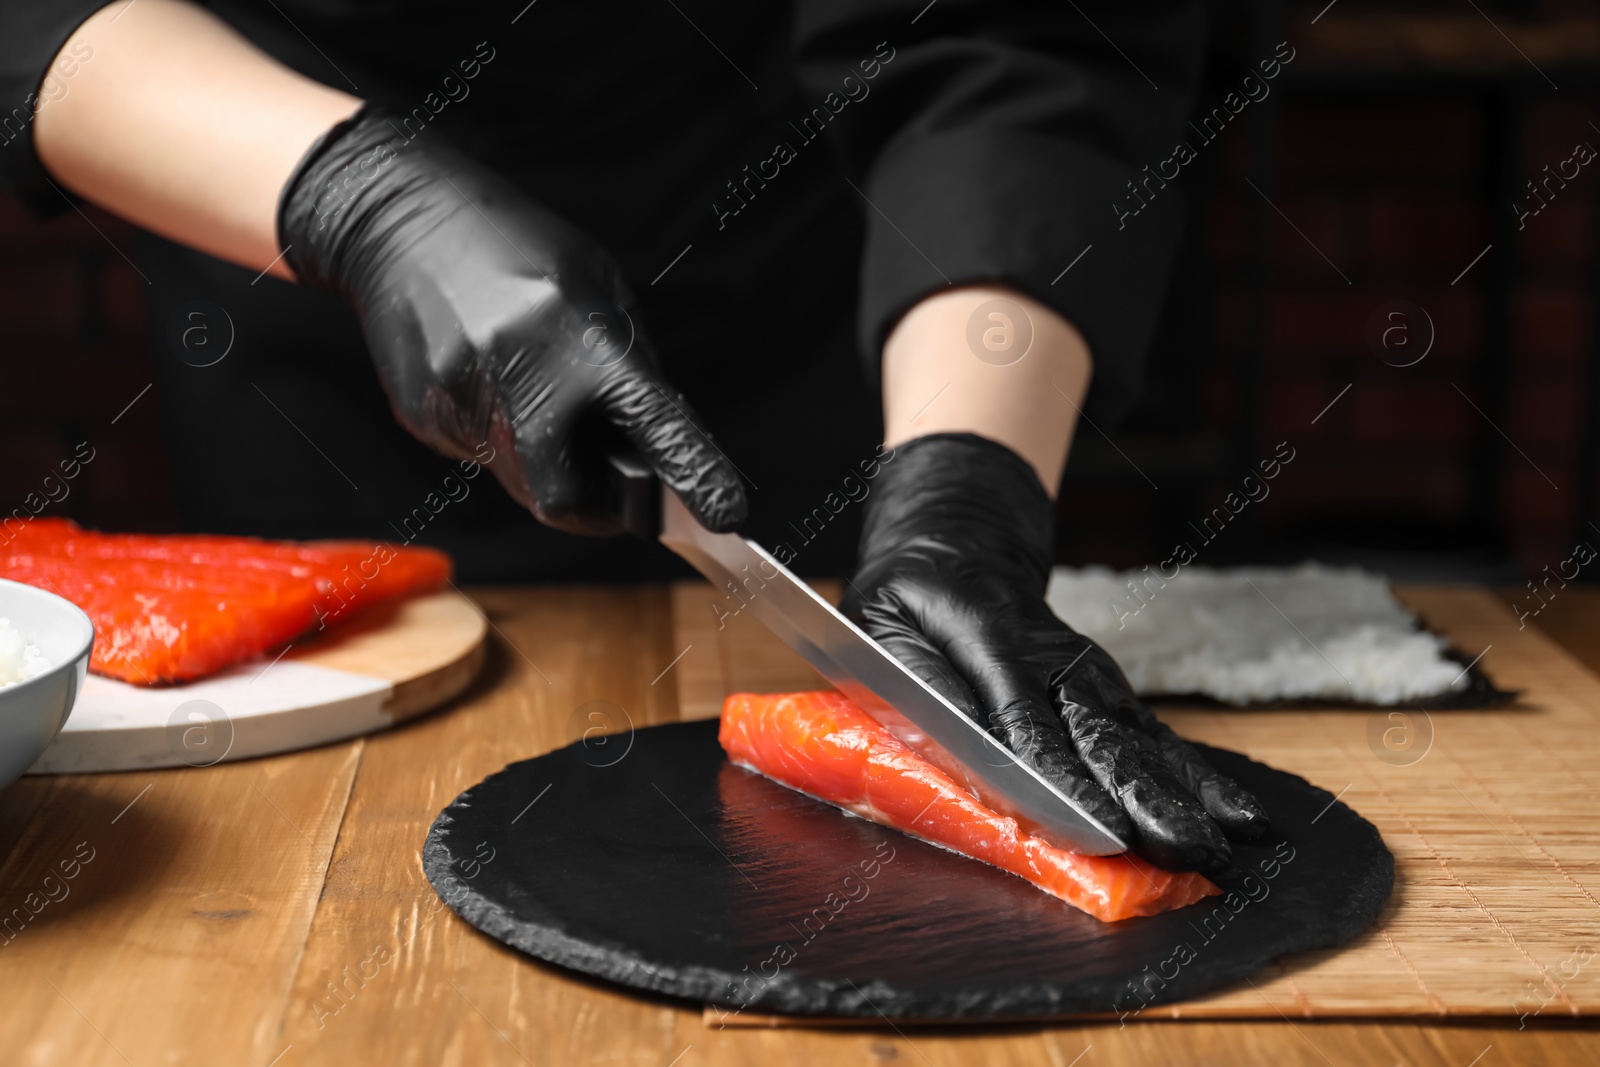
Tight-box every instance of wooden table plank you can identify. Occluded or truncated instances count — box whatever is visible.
[668,1017,1600,1065]
[672,581,830,721]
[4,579,1600,1065]
[0,744,360,1066]
[275,586,700,1065]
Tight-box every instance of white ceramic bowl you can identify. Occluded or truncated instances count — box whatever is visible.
[0,578,93,789]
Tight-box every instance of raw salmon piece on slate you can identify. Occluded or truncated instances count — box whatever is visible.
[719,690,1220,923]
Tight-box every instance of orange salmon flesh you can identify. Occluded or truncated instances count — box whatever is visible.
[1,519,451,685]
[719,690,1220,923]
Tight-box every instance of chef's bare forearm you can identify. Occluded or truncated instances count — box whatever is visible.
[33,0,360,280]
[882,286,1092,497]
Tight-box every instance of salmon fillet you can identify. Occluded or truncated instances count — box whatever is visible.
[719,690,1220,923]
[0,518,451,684]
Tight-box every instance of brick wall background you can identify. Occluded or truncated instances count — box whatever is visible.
[0,1,1595,583]
[1057,0,1599,582]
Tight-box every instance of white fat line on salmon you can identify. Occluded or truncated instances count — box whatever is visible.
[1112,839,1296,1026]
[708,839,897,1028]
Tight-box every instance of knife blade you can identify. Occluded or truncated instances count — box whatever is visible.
[609,453,1127,856]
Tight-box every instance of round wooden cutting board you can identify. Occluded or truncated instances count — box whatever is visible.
[27,590,487,774]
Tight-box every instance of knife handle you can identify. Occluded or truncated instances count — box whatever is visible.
[607,450,661,539]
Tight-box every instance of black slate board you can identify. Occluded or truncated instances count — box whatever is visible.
[423,721,1392,1020]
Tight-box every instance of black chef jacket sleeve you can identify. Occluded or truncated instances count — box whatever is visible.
[791,0,1205,423]
[0,1,114,215]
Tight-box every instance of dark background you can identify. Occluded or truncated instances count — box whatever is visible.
[2,0,1597,586]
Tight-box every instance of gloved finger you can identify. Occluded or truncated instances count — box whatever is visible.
[844,584,1036,802]
[1132,707,1270,842]
[1064,636,1270,841]
[843,580,982,722]
[1055,677,1233,873]
[935,623,1131,838]
[593,358,747,533]
[502,376,628,536]
[514,442,623,536]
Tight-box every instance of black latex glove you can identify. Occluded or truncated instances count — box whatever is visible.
[278,105,746,535]
[842,433,1267,872]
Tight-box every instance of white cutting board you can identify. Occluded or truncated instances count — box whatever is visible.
[28,589,487,773]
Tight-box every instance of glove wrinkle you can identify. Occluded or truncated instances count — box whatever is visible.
[846,434,1266,873]
[1145,719,1271,840]
[849,582,983,721]
[278,104,747,536]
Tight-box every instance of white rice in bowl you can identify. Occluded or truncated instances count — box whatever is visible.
[0,617,51,687]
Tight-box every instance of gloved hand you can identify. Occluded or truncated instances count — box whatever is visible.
[278,104,745,535]
[842,433,1267,872]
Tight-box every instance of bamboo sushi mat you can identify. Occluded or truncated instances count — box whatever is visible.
[671,581,1600,1022]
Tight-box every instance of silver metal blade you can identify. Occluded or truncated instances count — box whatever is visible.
[660,489,1126,856]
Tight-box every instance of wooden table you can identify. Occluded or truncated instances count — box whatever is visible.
[3,584,1598,1066]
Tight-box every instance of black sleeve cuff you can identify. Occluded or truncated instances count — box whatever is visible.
[0,1,116,216]
[858,125,1186,425]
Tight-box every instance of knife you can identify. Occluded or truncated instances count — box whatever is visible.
[610,453,1127,856]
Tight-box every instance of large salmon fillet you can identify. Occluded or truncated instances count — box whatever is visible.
[719,690,1220,923]
[0,518,450,684]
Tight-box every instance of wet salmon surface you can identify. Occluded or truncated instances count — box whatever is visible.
[719,690,1220,923]
[0,519,450,684]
